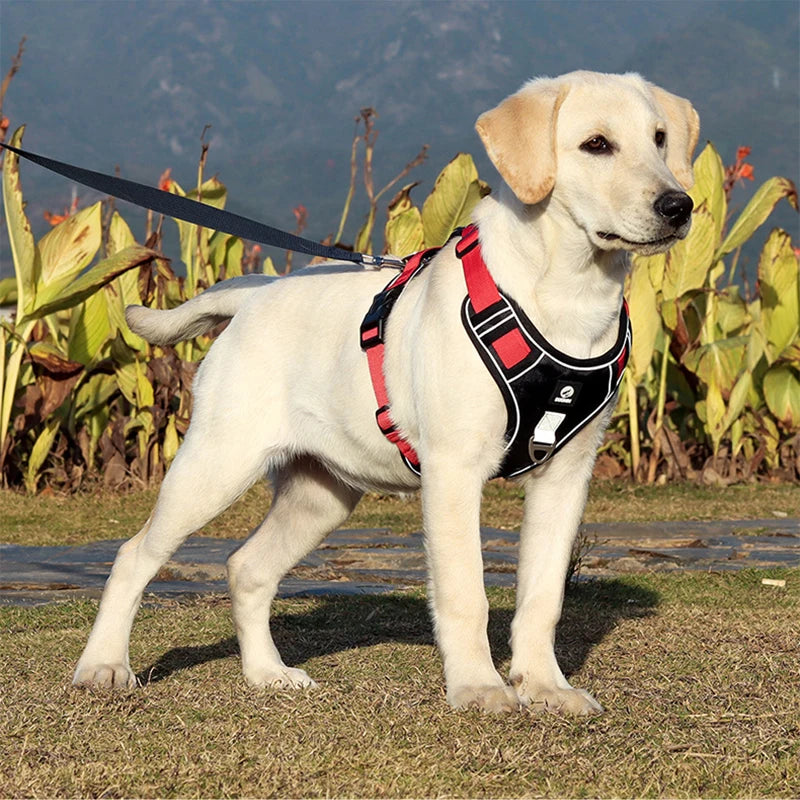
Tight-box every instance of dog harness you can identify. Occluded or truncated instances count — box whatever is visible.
[359,224,631,478]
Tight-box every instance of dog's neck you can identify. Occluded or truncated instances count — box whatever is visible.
[473,189,627,359]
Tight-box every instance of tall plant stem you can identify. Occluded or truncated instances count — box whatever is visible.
[334,119,361,245]
[626,373,641,480]
[647,332,672,484]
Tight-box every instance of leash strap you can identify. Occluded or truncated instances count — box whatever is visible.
[0,141,404,268]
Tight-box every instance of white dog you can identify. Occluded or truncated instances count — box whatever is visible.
[73,71,698,714]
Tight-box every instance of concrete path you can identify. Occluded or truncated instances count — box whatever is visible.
[1,518,797,606]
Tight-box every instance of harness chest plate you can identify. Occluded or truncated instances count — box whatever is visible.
[360,225,631,478]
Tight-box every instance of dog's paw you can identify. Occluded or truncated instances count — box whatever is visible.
[448,684,522,713]
[73,663,138,690]
[244,665,318,690]
[519,683,603,716]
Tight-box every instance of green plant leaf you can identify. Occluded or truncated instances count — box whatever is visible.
[2,126,40,317]
[354,207,376,255]
[716,177,798,259]
[705,380,726,451]
[72,372,118,421]
[68,290,111,366]
[780,341,800,368]
[163,414,180,463]
[719,370,753,445]
[186,178,227,210]
[421,153,488,247]
[0,277,17,306]
[209,232,244,280]
[37,202,102,289]
[682,336,748,398]
[114,361,138,406]
[170,177,227,289]
[262,256,279,277]
[385,206,425,258]
[20,245,159,323]
[757,228,799,363]
[106,211,143,312]
[626,258,661,382]
[135,359,154,407]
[713,287,749,338]
[25,417,61,494]
[106,210,136,255]
[762,365,800,431]
[644,252,667,293]
[662,204,716,303]
[386,182,420,221]
[688,143,726,244]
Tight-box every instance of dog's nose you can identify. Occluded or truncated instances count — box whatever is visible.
[654,191,693,228]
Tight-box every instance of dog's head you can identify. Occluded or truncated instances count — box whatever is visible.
[476,71,700,256]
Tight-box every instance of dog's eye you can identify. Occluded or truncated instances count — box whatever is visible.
[655,130,666,148]
[581,136,612,154]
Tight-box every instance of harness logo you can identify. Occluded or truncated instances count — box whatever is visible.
[551,380,582,407]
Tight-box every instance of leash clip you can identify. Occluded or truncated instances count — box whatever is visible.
[360,253,405,270]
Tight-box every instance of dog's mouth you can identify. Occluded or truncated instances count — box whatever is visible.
[597,231,677,247]
[595,230,686,255]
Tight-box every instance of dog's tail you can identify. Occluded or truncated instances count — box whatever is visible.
[125,274,276,346]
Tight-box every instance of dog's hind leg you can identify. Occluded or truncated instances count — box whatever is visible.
[226,457,362,689]
[72,429,272,690]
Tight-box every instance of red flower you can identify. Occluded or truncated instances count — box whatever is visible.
[158,168,173,192]
[43,196,79,226]
[723,145,755,199]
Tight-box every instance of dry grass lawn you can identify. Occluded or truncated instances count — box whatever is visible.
[1,480,798,796]
[2,571,798,798]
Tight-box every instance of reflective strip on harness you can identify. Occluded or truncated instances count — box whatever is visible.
[457,224,631,477]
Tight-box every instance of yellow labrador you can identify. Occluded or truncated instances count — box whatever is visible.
[74,71,699,714]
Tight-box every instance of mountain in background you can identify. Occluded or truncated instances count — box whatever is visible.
[1,0,797,277]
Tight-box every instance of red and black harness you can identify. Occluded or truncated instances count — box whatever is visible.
[359,224,631,479]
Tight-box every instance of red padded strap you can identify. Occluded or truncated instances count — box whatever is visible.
[365,340,421,466]
[362,256,425,469]
[365,343,390,409]
[458,224,501,313]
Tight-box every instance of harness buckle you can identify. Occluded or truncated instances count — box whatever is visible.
[360,290,394,349]
[375,405,397,435]
[360,317,385,350]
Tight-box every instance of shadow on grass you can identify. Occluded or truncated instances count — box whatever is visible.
[137,578,659,686]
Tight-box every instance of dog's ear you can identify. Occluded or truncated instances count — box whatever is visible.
[476,82,568,205]
[649,85,700,191]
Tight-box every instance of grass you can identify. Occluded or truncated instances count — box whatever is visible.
[1,478,797,547]
[1,571,799,797]
[1,479,798,795]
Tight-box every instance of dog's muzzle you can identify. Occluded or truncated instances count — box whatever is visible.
[653,190,694,229]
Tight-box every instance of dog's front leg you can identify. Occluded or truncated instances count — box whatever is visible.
[422,459,520,712]
[509,442,604,715]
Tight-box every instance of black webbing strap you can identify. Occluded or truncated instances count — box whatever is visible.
[0,142,403,268]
